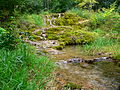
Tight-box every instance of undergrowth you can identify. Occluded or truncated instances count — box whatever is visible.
[68,4,120,60]
[21,14,44,26]
[16,14,45,30]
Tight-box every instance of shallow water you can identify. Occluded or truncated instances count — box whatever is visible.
[51,45,120,90]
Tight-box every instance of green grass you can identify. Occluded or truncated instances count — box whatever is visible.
[83,37,114,51]
[19,14,44,27]
[82,36,120,59]
[67,8,91,19]
[0,43,55,90]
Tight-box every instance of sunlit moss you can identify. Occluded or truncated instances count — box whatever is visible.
[53,45,64,50]
[46,27,98,46]
[54,13,84,26]
[64,82,82,89]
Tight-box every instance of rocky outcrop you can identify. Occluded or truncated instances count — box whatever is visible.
[26,40,59,48]
[26,13,98,47]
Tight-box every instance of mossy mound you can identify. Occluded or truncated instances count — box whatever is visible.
[18,13,98,47]
[18,13,92,42]
[45,13,88,27]
[18,28,43,41]
[54,13,84,26]
[46,27,98,45]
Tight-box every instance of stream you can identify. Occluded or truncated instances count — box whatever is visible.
[49,45,120,90]
[27,13,120,90]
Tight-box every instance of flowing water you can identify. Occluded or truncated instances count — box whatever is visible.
[50,45,120,90]
[42,13,120,90]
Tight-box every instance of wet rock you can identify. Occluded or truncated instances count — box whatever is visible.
[94,57,112,62]
[67,58,84,63]
[80,63,89,68]
[85,57,112,64]
[26,40,60,48]
[56,57,113,66]
[55,60,70,69]
[41,33,46,37]
[96,52,112,56]
[85,60,94,64]
[26,40,42,46]
[58,60,67,64]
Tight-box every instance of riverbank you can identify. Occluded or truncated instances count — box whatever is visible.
[1,5,120,89]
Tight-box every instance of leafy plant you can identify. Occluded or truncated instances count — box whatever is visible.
[90,3,117,27]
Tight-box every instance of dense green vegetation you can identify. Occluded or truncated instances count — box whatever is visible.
[0,0,120,89]
[0,44,54,89]
[67,5,120,59]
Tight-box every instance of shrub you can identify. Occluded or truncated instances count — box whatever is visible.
[90,3,120,30]
[0,27,18,49]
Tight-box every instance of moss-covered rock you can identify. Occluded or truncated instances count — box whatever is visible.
[54,13,84,26]
[21,13,98,48]
[113,54,120,60]
[46,27,98,46]
[45,12,89,28]
[53,45,64,50]
[64,82,82,89]
[35,30,42,35]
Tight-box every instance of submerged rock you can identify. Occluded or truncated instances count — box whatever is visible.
[80,63,89,68]
[46,48,65,55]
[55,60,70,69]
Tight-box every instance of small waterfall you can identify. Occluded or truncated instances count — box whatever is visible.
[47,19,54,26]
[46,15,54,26]
[41,28,47,40]
[58,13,61,18]
[33,13,65,40]
[44,13,64,26]
[43,16,47,26]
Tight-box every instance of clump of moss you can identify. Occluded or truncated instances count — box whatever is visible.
[35,30,42,35]
[30,34,41,41]
[46,27,72,40]
[53,45,64,50]
[113,54,120,60]
[46,27,98,46]
[64,82,82,89]
[54,13,84,26]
